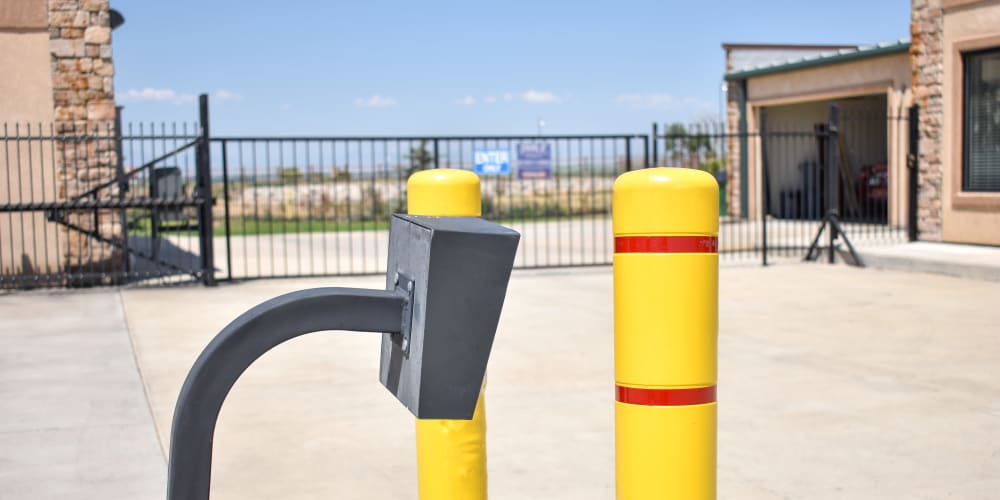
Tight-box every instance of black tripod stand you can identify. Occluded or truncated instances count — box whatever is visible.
[802,105,864,267]
[804,208,863,266]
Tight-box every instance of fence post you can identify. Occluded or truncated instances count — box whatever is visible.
[642,134,650,169]
[407,168,487,500]
[651,122,659,166]
[826,105,840,264]
[613,167,719,500]
[625,139,633,172]
[760,110,769,266]
[114,106,130,276]
[196,94,216,286]
[220,139,232,281]
[737,80,749,218]
[907,104,919,242]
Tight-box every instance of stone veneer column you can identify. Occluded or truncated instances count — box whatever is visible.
[724,48,742,218]
[725,81,742,218]
[910,0,944,240]
[48,0,120,279]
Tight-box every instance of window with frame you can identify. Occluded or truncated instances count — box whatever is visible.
[963,47,1000,192]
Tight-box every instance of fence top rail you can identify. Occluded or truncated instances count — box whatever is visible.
[656,131,764,139]
[0,133,203,141]
[211,133,648,142]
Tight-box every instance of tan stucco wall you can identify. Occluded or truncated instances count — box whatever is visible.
[747,53,910,105]
[941,1,1000,245]
[0,0,46,30]
[0,29,60,278]
[0,31,55,124]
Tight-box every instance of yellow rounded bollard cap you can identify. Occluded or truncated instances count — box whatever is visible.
[613,167,719,236]
[407,169,481,217]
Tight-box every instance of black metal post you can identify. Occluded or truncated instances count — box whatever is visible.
[625,139,632,172]
[642,134,650,168]
[196,94,216,285]
[167,287,407,500]
[433,138,440,169]
[826,104,840,264]
[814,123,827,215]
[220,139,232,281]
[148,137,160,261]
[759,110,769,266]
[651,122,659,166]
[114,107,127,191]
[738,80,749,218]
[114,106,129,276]
[907,104,919,242]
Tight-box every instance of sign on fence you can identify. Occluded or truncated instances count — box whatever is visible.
[516,143,551,179]
[474,148,511,176]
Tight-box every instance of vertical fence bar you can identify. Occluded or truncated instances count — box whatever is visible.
[760,111,769,266]
[625,139,633,172]
[651,123,659,166]
[907,104,919,242]
[826,105,840,264]
[641,134,650,169]
[114,107,129,278]
[4,124,13,279]
[220,139,233,281]
[48,124,59,280]
[196,94,216,285]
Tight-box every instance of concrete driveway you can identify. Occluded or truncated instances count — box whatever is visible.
[2,263,998,499]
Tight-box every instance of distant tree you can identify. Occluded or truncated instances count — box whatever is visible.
[684,125,713,159]
[662,122,714,168]
[304,168,325,183]
[662,123,689,165]
[403,140,436,178]
[278,167,301,184]
[704,157,726,176]
[332,167,351,181]
[665,123,688,136]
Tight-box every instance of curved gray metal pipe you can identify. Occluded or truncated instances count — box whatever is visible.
[166,287,407,500]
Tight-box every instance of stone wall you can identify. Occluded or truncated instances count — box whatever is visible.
[724,49,743,218]
[725,81,742,218]
[48,0,121,279]
[910,0,944,240]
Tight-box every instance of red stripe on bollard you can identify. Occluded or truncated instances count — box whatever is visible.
[616,385,717,406]
[614,235,718,254]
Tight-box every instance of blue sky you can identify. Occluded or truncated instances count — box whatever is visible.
[111,0,910,136]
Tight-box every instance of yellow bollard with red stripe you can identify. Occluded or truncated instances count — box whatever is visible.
[408,168,489,500]
[612,167,719,500]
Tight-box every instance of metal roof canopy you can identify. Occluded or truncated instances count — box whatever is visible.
[725,40,911,81]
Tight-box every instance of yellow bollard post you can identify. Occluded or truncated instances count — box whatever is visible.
[612,167,719,500]
[407,168,489,500]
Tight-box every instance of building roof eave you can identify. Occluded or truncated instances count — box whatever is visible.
[724,41,911,81]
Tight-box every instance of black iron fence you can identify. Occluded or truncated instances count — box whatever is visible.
[0,111,211,288]
[1,95,917,289]
[652,105,913,264]
[211,134,646,280]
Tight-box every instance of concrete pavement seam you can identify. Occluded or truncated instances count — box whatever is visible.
[117,289,169,464]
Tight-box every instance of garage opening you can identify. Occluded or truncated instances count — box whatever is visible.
[762,94,891,224]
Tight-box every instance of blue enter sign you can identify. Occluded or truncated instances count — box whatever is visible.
[473,148,511,176]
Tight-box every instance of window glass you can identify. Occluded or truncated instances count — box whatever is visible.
[964,48,1000,192]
